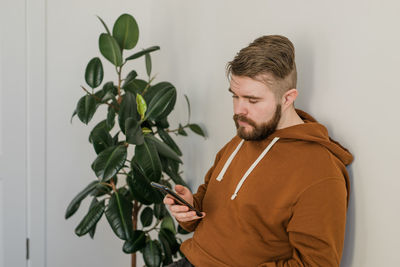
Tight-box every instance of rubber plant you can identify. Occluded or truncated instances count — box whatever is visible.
[66,13,205,267]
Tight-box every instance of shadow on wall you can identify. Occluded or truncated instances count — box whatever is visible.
[341,166,355,267]
[294,37,316,110]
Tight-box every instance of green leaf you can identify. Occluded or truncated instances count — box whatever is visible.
[159,228,180,255]
[106,107,116,130]
[140,207,153,227]
[189,123,205,137]
[125,117,144,145]
[102,81,118,95]
[160,157,187,187]
[97,15,111,35]
[105,192,133,240]
[143,82,173,104]
[65,181,98,219]
[85,57,103,89]
[146,135,182,163]
[126,46,160,61]
[88,198,100,238]
[184,94,191,123]
[112,14,139,50]
[99,33,122,67]
[70,109,77,124]
[91,145,127,181]
[154,203,168,220]
[89,120,113,146]
[123,79,147,95]
[157,128,182,156]
[155,117,169,129]
[158,230,172,265]
[145,53,152,77]
[160,215,176,235]
[76,95,97,124]
[136,93,147,120]
[118,92,139,133]
[127,164,163,205]
[75,199,105,236]
[123,230,146,253]
[145,85,177,121]
[122,70,138,88]
[143,240,162,267]
[178,124,188,136]
[134,138,162,182]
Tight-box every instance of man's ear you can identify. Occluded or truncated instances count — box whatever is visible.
[281,89,298,109]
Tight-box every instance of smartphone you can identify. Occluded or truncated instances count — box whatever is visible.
[150,182,203,217]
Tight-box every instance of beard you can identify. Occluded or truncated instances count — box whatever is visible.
[233,104,282,141]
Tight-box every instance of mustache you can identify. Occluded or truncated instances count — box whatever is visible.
[233,114,256,127]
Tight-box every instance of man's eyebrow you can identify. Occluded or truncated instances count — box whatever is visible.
[228,88,262,99]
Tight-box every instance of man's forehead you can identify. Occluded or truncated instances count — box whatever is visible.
[229,75,275,92]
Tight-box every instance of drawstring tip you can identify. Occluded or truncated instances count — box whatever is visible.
[231,194,237,200]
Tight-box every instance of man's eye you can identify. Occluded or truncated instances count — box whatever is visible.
[232,95,239,99]
[249,99,258,104]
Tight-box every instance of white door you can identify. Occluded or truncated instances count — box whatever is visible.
[0,0,28,266]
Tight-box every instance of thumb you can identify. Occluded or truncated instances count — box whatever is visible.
[175,184,188,195]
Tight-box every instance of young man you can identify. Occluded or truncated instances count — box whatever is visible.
[165,35,353,267]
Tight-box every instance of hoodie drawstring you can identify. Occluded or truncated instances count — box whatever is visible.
[216,137,280,200]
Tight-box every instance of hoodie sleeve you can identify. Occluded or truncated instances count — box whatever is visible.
[178,147,225,232]
[258,178,348,267]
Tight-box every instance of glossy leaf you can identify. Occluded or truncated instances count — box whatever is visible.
[189,123,205,137]
[123,230,146,253]
[106,107,116,130]
[127,167,163,205]
[112,14,139,50]
[155,117,169,129]
[146,135,182,163]
[99,33,122,66]
[123,79,147,95]
[159,228,180,255]
[161,215,176,234]
[143,240,162,267]
[88,198,100,238]
[134,138,162,182]
[143,82,173,104]
[65,181,98,219]
[145,85,177,121]
[136,94,147,120]
[154,203,168,220]
[122,70,138,88]
[97,15,111,35]
[89,120,113,147]
[75,199,105,236]
[160,157,186,187]
[158,231,172,265]
[125,117,144,145]
[126,46,160,61]
[85,57,103,88]
[140,207,153,227]
[70,109,77,123]
[105,192,133,240]
[102,81,118,95]
[145,53,152,77]
[178,124,188,136]
[118,92,139,133]
[91,145,127,181]
[76,95,97,124]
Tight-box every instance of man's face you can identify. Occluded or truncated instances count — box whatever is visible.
[230,75,282,141]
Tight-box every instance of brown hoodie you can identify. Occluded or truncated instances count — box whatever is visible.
[179,109,353,267]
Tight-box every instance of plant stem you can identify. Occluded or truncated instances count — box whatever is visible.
[117,67,122,104]
[80,85,119,111]
[131,200,139,267]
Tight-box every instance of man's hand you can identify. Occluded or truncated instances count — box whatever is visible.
[163,184,206,222]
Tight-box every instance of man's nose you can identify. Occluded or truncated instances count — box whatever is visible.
[233,99,247,115]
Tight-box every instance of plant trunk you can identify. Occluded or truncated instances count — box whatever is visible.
[131,201,139,267]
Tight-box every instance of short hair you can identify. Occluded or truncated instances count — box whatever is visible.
[227,35,297,100]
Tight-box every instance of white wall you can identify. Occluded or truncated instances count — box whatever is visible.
[144,1,400,267]
[3,0,399,266]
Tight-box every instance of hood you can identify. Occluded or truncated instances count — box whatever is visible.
[269,109,354,166]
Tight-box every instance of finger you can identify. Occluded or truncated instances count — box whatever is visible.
[170,204,189,213]
[174,184,187,195]
[163,196,175,205]
[172,211,199,221]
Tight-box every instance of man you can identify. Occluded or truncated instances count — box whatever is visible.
[165,35,353,267]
